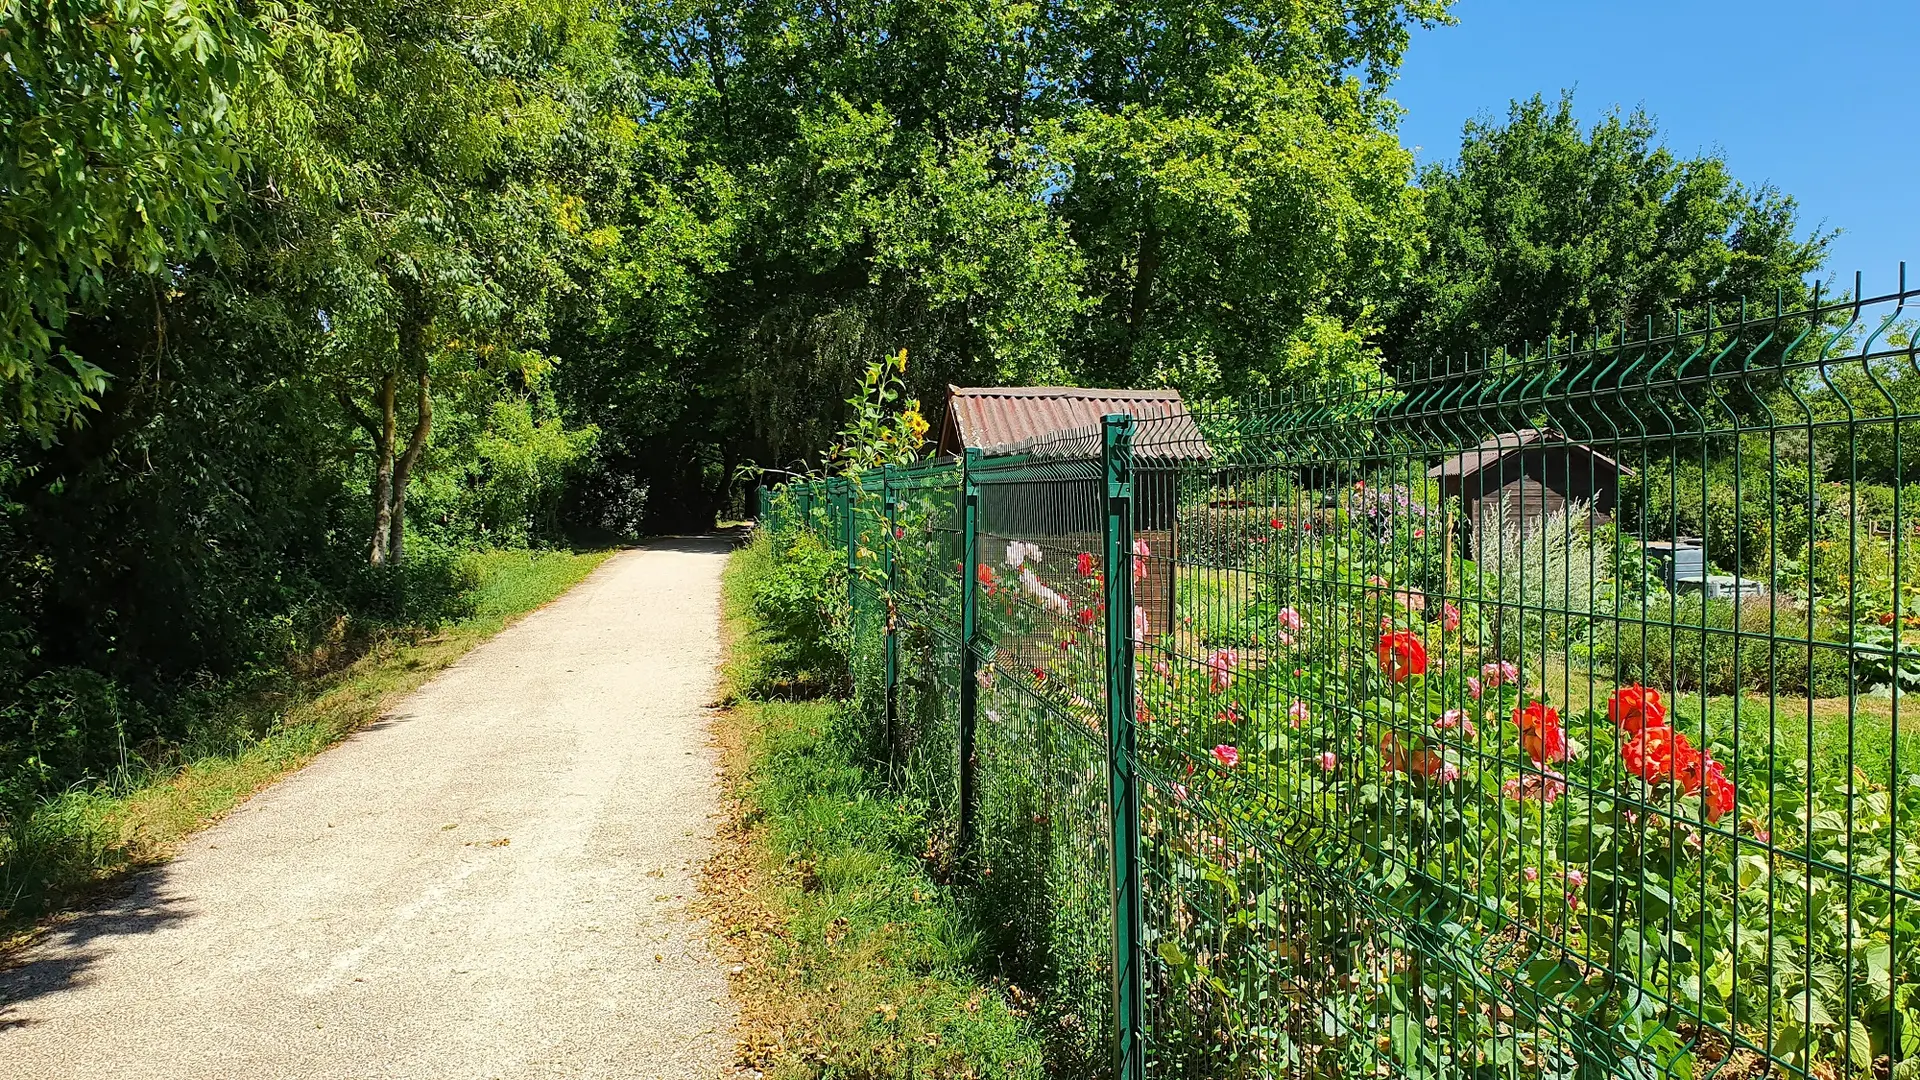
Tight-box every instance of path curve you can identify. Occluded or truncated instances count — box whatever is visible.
[0,540,737,1080]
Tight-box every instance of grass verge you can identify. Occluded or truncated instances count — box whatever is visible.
[0,547,612,940]
[700,534,1044,1080]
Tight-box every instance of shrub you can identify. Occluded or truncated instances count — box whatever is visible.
[1478,502,1613,656]
[1179,504,1269,568]
[343,541,479,628]
[1591,594,1852,697]
[0,668,133,812]
[1626,446,1816,573]
[747,529,848,693]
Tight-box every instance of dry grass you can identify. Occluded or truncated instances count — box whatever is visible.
[698,702,820,1074]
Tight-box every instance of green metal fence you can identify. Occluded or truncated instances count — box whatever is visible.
[760,274,1920,1080]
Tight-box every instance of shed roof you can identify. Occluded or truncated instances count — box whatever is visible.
[938,386,1210,460]
[1426,428,1633,481]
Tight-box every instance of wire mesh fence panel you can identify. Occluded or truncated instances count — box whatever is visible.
[885,460,969,852]
[762,275,1920,1080]
[969,426,1119,1071]
[847,477,888,759]
[1124,280,1920,1080]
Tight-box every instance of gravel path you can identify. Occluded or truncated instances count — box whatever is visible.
[0,540,738,1080]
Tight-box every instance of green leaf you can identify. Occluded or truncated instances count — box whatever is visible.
[1849,1019,1874,1069]
[1788,991,1836,1028]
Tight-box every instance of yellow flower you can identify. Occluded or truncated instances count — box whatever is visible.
[903,403,929,443]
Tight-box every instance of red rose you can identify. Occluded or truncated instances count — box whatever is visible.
[1607,685,1666,734]
[1376,631,1428,682]
[1075,552,1095,578]
[1380,730,1448,778]
[1700,758,1736,823]
[1511,702,1567,764]
[1623,726,1700,786]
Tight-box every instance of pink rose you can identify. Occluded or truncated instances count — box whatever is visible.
[1205,649,1239,694]
[1435,709,1476,739]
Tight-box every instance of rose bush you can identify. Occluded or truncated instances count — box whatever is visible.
[809,476,1920,1080]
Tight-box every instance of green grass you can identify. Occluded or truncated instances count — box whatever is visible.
[712,535,1044,1080]
[1175,562,1920,784]
[1530,656,1920,780]
[1,548,612,936]
[1177,564,1259,648]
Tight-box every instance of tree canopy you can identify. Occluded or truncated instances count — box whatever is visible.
[1383,92,1831,375]
[4,0,1848,807]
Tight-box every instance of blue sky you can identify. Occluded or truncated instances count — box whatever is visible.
[1391,0,1919,298]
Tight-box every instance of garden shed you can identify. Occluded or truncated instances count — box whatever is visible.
[1427,428,1632,549]
[938,386,1211,638]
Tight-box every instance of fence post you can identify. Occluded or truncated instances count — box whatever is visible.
[882,465,899,760]
[1101,414,1144,1080]
[841,478,857,614]
[956,448,982,857]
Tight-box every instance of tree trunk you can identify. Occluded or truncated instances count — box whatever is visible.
[1120,214,1162,380]
[368,371,397,566]
[386,370,432,565]
[713,444,740,520]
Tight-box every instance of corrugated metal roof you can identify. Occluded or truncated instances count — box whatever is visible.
[938,386,1210,460]
[1426,428,1633,480]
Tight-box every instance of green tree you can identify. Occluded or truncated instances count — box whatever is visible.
[1048,0,1448,396]
[565,0,1453,529]
[263,0,618,563]
[0,0,626,803]
[1384,92,1830,375]
[0,0,348,437]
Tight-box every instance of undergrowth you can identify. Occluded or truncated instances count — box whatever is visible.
[0,548,611,935]
[707,532,1044,1080]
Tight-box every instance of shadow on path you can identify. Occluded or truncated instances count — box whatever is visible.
[0,871,192,1029]
[637,531,747,555]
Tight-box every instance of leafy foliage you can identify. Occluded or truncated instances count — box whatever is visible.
[824,350,930,478]
[1386,93,1830,376]
[0,0,350,434]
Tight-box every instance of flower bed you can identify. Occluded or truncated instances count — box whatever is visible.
[963,486,1919,1079]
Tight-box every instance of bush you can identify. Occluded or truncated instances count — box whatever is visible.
[409,393,598,549]
[0,669,134,811]
[0,541,495,816]
[1586,594,1851,697]
[745,529,847,694]
[1626,444,1815,573]
[1480,503,1613,656]
[343,542,479,627]
[1179,504,1269,568]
